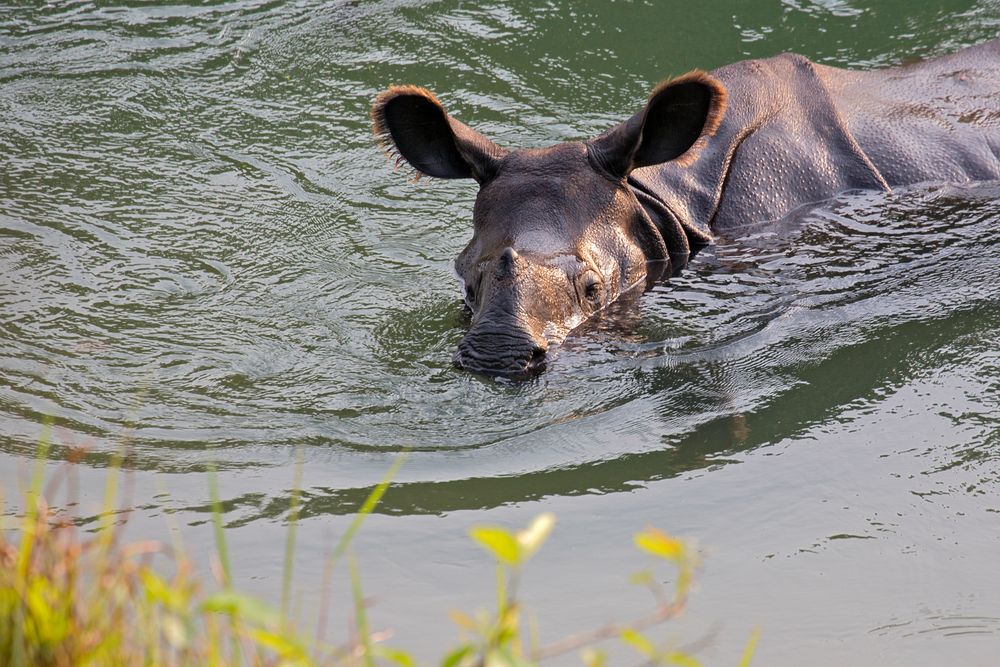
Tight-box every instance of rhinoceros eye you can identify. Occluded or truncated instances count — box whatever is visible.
[583,275,602,304]
[465,274,482,306]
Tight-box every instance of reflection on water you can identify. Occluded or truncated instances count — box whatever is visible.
[2,0,1000,663]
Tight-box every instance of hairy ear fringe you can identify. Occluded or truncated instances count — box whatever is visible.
[649,70,729,168]
[371,85,444,182]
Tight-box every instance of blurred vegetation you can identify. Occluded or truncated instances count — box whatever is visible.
[0,437,757,667]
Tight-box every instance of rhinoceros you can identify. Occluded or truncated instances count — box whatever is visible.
[372,38,1000,377]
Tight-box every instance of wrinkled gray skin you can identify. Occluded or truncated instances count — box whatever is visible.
[373,39,1000,378]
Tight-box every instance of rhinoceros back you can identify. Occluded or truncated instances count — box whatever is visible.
[829,38,1000,187]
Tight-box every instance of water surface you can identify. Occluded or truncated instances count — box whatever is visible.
[2,1,1000,664]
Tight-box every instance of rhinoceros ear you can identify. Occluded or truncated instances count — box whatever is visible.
[372,86,508,183]
[587,71,728,179]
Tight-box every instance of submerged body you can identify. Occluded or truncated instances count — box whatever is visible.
[373,39,1000,377]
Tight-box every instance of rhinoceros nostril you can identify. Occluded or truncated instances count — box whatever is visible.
[495,246,518,279]
[530,345,546,363]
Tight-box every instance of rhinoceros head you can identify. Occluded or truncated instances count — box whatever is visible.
[372,73,726,377]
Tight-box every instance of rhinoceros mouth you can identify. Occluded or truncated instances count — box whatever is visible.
[453,328,548,378]
[452,348,547,379]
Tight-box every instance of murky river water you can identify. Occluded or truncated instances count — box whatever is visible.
[2,0,1000,664]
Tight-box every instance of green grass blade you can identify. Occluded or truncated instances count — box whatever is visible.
[206,463,231,590]
[153,476,187,561]
[11,420,52,667]
[282,447,305,625]
[329,452,408,569]
[315,452,407,652]
[738,627,761,667]
[206,464,244,665]
[349,554,375,667]
[17,421,50,580]
[495,562,507,617]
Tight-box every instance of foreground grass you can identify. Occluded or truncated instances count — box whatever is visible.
[0,444,757,667]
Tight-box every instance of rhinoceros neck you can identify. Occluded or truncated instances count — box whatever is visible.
[630,52,895,234]
[630,39,1000,234]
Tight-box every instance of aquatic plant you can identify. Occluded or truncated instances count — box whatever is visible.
[0,440,757,666]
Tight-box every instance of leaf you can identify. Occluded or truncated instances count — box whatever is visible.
[25,579,54,629]
[515,513,555,560]
[141,569,187,612]
[375,646,418,667]
[663,651,703,667]
[620,628,655,658]
[162,615,189,649]
[441,644,475,667]
[487,646,533,667]
[469,527,521,565]
[201,591,280,627]
[634,528,687,563]
[738,627,761,667]
[448,609,479,632]
[248,627,309,662]
[628,569,654,587]
[580,647,606,667]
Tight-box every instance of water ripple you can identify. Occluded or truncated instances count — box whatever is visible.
[1,0,999,487]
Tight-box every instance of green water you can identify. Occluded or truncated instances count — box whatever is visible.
[2,0,1000,663]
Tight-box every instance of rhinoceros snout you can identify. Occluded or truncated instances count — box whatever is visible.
[453,328,548,379]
